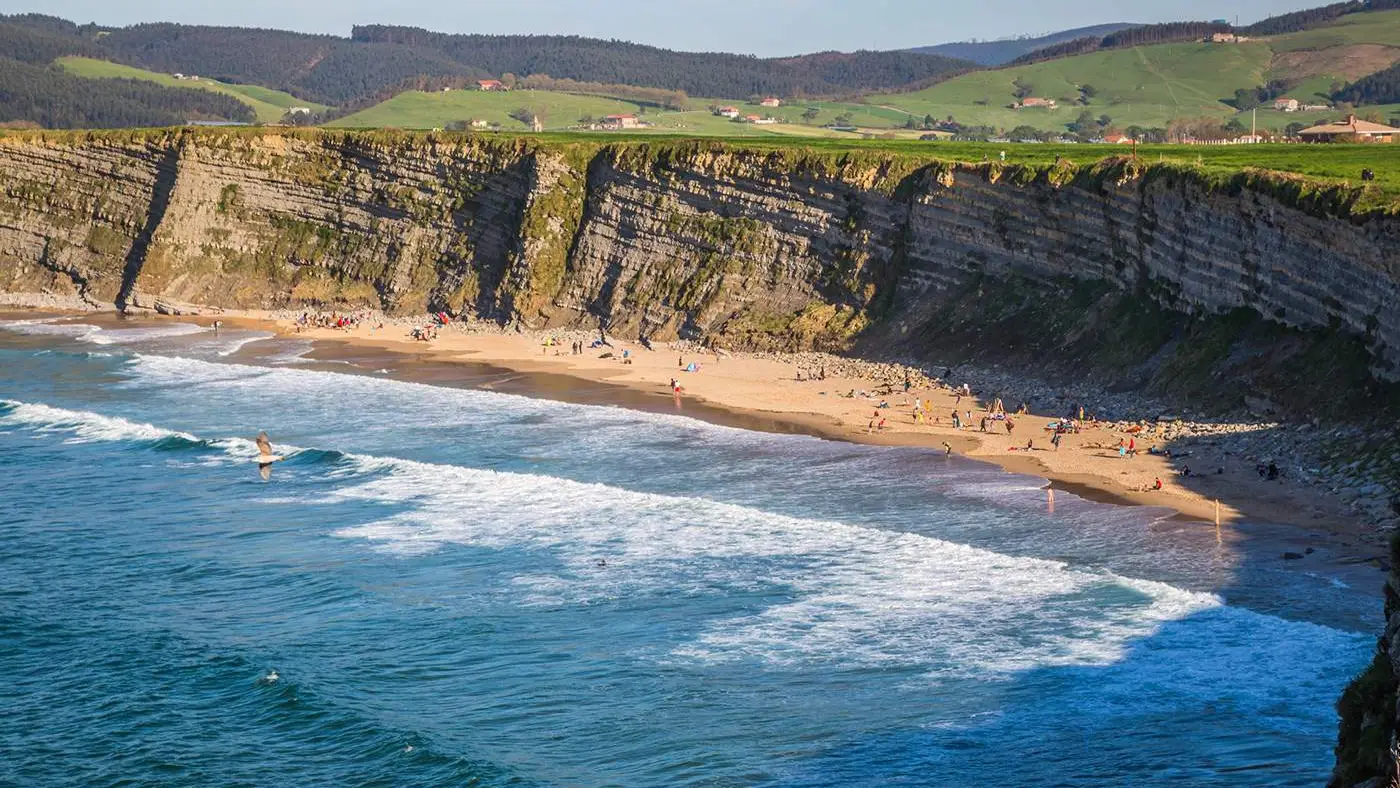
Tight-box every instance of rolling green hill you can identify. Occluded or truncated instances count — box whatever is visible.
[882,10,1400,134]
[56,56,325,123]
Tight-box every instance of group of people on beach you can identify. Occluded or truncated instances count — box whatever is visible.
[295,311,367,332]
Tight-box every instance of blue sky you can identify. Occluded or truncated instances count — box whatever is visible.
[18,0,1321,56]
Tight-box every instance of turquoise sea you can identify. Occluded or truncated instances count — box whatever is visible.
[0,315,1380,786]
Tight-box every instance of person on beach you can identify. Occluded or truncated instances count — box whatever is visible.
[1025,439,1033,451]
[1152,477,1163,491]
[1005,418,1015,436]
[979,416,988,433]
[943,441,953,456]
[1051,432,1062,451]
[951,411,961,429]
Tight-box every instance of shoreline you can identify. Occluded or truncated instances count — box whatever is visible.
[3,305,1388,561]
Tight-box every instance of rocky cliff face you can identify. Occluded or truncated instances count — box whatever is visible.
[1334,536,1400,788]
[1,131,1397,395]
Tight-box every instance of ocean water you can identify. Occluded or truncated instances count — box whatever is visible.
[0,315,1380,786]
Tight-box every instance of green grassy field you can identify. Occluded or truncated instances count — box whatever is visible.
[330,89,914,136]
[507,130,1400,199]
[329,89,646,129]
[880,10,1400,135]
[1266,9,1400,53]
[883,42,1273,131]
[55,57,326,123]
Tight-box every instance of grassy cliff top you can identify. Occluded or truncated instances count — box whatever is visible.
[5,126,1397,216]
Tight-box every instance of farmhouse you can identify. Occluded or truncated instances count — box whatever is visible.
[1298,115,1400,142]
[477,79,507,91]
[1016,97,1057,109]
[760,97,782,108]
[602,114,640,129]
[1273,97,1300,112]
[1103,133,1135,144]
[715,106,741,118]
[752,117,778,125]
[1207,32,1249,43]
[741,114,762,123]
[470,119,490,129]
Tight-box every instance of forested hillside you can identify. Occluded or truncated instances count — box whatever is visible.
[0,57,254,128]
[0,14,972,108]
[1335,61,1400,104]
[909,24,1136,66]
[350,26,973,98]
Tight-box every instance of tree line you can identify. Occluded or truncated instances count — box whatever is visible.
[1333,62,1400,106]
[0,56,254,129]
[1008,22,1229,66]
[350,26,972,99]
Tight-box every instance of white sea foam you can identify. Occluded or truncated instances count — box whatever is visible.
[215,333,274,357]
[315,450,1362,688]
[0,319,101,339]
[82,323,205,345]
[317,451,1368,719]
[0,399,197,444]
[0,388,1368,709]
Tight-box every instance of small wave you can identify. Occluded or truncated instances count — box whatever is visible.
[82,323,205,346]
[0,399,197,444]
[0,319,101,339]
[215,333,274,357]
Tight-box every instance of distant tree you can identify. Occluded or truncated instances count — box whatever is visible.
[1012,77,1034,99]
[1097,114,1112,128]
[1079,84,1097,98]
[1126,125,1146,140]
[1009,124,1042,141]
[922,113,935,129]
[1284,122,1306,136]
[579,113,594,125]
[1068,110,1095,134]
[500,72,518,89]
[508,107,534,125]
[801,106,820,124]
[1233,88,1261,111]
[1224,117,1247,135]
[903,115,917,129]
[834,112,853,126]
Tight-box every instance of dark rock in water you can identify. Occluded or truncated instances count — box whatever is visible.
[1306,547,1315,555]
[1282,551,1305,560]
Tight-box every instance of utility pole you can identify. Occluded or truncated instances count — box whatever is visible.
[1251,107,1257,142]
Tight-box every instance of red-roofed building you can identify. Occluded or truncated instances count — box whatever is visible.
[477,79,507,91]
[1298,114,1400,142]
[760,97,782,108]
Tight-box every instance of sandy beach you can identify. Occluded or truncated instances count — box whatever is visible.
[234,313,1379,546]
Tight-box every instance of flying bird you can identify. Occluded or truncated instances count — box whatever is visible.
[255,431,282,480]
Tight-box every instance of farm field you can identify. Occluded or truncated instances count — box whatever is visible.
[882,10,1400,135]
[55,57,325,123]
